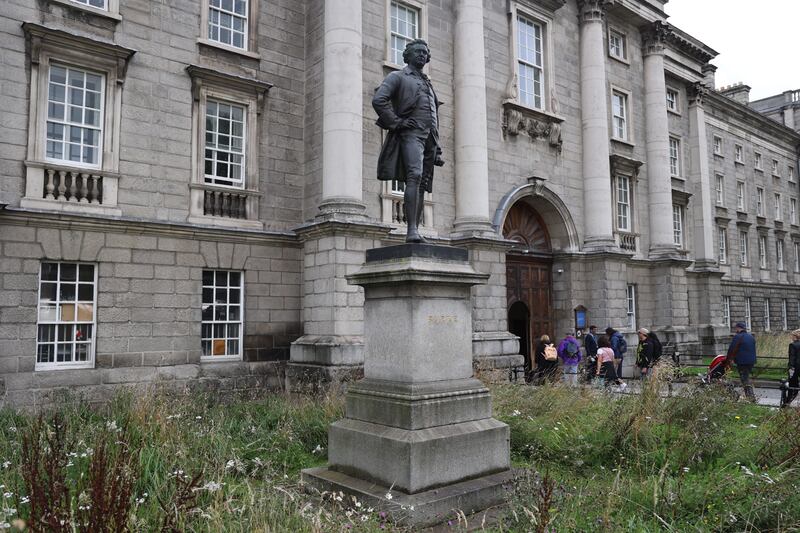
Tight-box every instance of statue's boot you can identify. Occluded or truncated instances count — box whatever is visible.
[404,178,426,243]
[414,186,428,243]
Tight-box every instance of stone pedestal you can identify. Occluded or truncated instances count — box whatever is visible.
[301,244,512,526]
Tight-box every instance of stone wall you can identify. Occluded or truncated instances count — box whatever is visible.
[0,212,302,407]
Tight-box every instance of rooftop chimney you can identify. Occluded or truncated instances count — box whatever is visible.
[719,82,751,105]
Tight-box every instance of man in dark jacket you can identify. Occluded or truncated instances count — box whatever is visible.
[606,326,627,378]
[726,321,757,401]
[785,328,800,406]
[372,39,444,243]
[582,325,599,382]
[635,327,655,379]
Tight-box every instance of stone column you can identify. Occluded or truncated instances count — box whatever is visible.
[318,0,365,217]
[642,22,677,258]
[687,83,716,269]
[578,0,615,250]
[451,0,493,238]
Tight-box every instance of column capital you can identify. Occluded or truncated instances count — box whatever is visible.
[577,0,608,24]
[641,21,671,56]
[687,82,709,106]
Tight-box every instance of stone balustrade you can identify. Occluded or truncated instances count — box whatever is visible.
[42,166,104,204]
[617,232,638,252]
[203,188,251,219]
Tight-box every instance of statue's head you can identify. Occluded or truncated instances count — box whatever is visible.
[402,39,431,66]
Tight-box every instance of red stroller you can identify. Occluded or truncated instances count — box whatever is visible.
[700,354,732,384]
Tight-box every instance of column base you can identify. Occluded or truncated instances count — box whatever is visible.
[582,236,618,253]
[301,467,514,528]
[286,335,365,392]
[450,217,496,240]
[648,245,685,261]
[316,197,368,219]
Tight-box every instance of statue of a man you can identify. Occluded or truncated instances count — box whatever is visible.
[373,39,444,243]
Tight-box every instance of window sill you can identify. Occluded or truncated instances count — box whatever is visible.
[734,160,744,166]
[502,100,565,124]
[755,167,764,173]
[197,38,260,61]
[48,0,122,22]
[667,109,682,117]
[36,362,95,371]
[608,54,630,66]
[611,137,635,149]
[383,61,403,72]
[201,356,243,363]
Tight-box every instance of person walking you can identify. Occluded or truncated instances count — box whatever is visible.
[635,328,655,380]
[596,335,627,391]
[558,331,582,386]
[784,328,800,407]
[582,325,599,383]
[534,334,558,384]
[606,326,628,379]
[726,322,757,402]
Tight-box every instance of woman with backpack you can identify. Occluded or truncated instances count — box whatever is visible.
[558,331,582,386]
[534,334,558,384]
[596,335,627,391]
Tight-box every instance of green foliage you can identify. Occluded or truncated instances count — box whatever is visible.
[0,379,797,532]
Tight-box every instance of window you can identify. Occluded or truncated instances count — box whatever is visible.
[715,174,724,205]
[718,227,728,264]
[45,65,104,167]
[187,65,270,228]
[204,100,246,188]
[201,270,243,360]
[666,88,679,113]
[756,187,764,216]
[783,299,789,330]
[723,296,731,328]
[616,175,631,232]
[20,23,134,213]
[71,0,106,9]
[777,239,785,270]
[37,262,96,370]
[764,299,771,331]
[626,284,636,330]
[608,29,627,61]
[672,204,683,247]
[740,231,749,266]
[734,144,743,163]
[517,14,545,110]
[389,1,420,66]
[759,235,767,269]
[713,135,723,156]
[669,137,681,176]
[790,166,795,181]
[611,91,629,141]
[795,241,800,273]
[745,298,752,331]
[792,198,798,224]
[772,159,780,176]
[208,0,248,49]
[775,193,782,221]
[755,151,763,170]
[736,181,746,211]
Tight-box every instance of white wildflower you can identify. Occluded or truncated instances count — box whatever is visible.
[682,467,690,473]
[385,493,393,500]
[740,465,754,476]
[20,497,29,504]
[0,462,9,469]
[511,410,521,417]
[199,481,223,492]
[761,473,775,485]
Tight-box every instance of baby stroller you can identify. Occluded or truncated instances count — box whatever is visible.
[700,354,731,384]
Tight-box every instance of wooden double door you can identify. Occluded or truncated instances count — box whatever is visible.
[506,256,553,359]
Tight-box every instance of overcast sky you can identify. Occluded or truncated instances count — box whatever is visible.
[665,0,798,101]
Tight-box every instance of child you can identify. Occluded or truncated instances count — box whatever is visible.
[596,335,627,391]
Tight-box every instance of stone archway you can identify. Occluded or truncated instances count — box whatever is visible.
[503,201,554,360]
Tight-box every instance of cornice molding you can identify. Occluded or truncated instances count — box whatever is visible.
[0,208,299,246]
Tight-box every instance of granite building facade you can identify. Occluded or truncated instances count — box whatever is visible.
[1,0,798,407]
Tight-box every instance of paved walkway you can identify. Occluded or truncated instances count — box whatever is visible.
[616,380,786,407]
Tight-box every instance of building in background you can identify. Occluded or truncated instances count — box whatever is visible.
[1,0,798,407]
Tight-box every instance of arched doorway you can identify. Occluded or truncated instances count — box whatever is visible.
[504,201,553,362]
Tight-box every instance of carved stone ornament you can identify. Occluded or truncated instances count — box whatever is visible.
[687,82,708,106]
[641,21,672,56]
[502,101,563,151]
[577,0,608,24]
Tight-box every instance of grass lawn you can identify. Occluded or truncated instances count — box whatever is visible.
[0,374,798,531]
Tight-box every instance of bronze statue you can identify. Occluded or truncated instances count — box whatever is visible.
[373,39,444,243]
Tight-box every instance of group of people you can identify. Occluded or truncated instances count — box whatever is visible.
[527,325,660,391]
[521,318,799,406]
